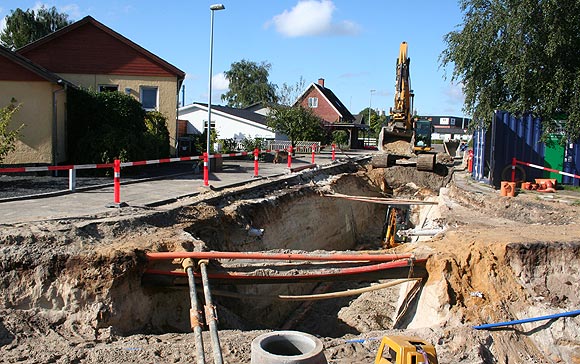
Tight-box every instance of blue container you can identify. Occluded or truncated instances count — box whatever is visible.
[489,111,545,188]
[563,141,580,186]
[472,111,580,187]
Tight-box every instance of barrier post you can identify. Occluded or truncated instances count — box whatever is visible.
[311,144,315,164]
[203,152,209,186]
[511,157,517,182]
[113,159,121,205]
[468,150,473,173]
[287,146,293,168]
[68,168,76,192]
[253,148,259,177]
[332,144,336,161]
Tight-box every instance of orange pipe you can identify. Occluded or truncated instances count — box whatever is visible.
[144,258,424,280]
[146,251,414,262]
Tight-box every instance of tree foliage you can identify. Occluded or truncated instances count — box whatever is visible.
[221,59,278,108]
[358,107,387,135]
[266,105,326,149]
[67,88,170,164]
[276,76,307,106]
[0,102,24,162]
[440,0,580,140]
[0,6,72,50]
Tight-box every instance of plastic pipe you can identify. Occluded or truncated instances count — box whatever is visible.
[199,259,223,364]
[182,259,205,364]
[144,258,424,280]
[473,309,580,330]
[146,251,413,262]
[212,278,420,301]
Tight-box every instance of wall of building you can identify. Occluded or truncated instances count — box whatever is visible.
[179,107,274,141]
[0,81,58,164]
[299,89,340,123]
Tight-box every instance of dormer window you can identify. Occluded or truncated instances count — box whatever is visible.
[308,97,318,108]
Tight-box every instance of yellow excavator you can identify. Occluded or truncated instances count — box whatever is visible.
[376,42,436,171]
[375,335,438,364]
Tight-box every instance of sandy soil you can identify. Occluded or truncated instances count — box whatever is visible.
[1,161,579,363]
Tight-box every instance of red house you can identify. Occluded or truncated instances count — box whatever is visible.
[294,78,366,148]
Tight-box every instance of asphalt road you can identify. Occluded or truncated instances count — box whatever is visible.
[0,150,370,225]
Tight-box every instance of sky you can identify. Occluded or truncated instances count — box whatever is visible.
[1,0,467,117]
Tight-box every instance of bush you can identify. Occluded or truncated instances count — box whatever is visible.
[331,130,349,147]
[67,88,170,164]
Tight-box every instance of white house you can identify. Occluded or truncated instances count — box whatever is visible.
[178,103,275,141]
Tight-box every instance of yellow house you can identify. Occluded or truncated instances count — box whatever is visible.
[0,46,68,164]
[5,16,185,165]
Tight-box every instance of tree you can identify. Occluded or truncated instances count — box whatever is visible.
[358,107,387,136]
[440,0,580,140]
[276,76,306,106]
[266,105,326,151]
[221,60,278,108]
[0,6,72,50]
[0,102,24,162]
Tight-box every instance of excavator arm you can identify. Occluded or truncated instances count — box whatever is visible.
[390,42,413,132]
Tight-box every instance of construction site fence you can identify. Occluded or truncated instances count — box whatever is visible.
[0,146,337,205]
[511,157,580,182]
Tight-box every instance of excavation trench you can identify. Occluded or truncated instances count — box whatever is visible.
[3,161,579,363]
[135,170,441,337]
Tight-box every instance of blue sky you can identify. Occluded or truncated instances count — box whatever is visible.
[1,0,467,117]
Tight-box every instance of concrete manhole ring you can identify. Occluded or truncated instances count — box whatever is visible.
[251,330,328,364]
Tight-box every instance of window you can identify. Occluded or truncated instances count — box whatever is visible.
[140,86,158,110]
[98,84,118,92]
[203,120,216,133]
[308,97,318,108]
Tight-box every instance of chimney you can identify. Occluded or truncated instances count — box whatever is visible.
[317,78,325,87]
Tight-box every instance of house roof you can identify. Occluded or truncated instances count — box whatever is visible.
[295,82,355,123]
[17,16,185,82]
[180,103,268,126]
[0,45,71,84]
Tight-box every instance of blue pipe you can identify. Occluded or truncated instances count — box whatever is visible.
[473,309,580,330]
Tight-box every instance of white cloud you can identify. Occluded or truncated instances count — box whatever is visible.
[444,82,464,104]
[267,0,360,37]
[212,72,229,91]
[60,4,82,20]
[0,16,6,34]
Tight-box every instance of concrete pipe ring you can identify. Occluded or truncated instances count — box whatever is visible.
[251,330,328,364]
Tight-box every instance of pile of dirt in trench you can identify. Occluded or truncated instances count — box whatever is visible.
[1,162,580,363]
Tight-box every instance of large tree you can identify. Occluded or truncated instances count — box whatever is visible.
[0,6,72,50]
[440,0,580,140]
[266,105,326,151]
[221,60,278,108]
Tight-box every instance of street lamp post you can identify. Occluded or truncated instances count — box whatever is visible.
[206,3,225,175]
[368,89,376,147]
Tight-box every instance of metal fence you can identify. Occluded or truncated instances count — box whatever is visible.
[265,140,321,153]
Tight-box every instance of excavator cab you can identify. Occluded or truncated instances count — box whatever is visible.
[413,119,433,152]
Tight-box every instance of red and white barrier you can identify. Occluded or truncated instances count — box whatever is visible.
[512,157,580,181]
[253,148,259,177]
[332,144,336,161]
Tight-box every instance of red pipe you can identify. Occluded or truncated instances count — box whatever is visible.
[146,251,413,262]
[287,146,292,168]
[144,258,424,280]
